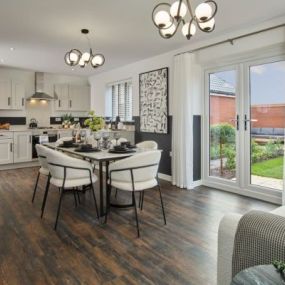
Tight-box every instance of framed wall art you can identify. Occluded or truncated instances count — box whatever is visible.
[139,67,168,134]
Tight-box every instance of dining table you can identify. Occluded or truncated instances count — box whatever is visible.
[43,142,147,218]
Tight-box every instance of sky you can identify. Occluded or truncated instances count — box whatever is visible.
[212,61,285,105]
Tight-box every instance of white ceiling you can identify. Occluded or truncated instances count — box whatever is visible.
[0,0,284,77]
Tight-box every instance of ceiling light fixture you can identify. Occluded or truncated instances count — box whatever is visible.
[64,29,105,69]
[152,0,217,40]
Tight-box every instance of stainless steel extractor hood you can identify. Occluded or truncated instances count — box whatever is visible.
[27,72,55,101]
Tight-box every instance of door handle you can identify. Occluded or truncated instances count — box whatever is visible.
[29,135,32,143]
[22,98,24,106]
[230,115,240,131]
[244,115,258,131]
[59,100,61,108]
[10,143,13,152]
[8,97,11,106]
[69,100,72,108]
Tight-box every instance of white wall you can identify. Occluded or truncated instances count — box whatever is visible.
[0,67,90,126]
[89,17,285,118]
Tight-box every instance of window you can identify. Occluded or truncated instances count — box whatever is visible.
[109,81,132,121]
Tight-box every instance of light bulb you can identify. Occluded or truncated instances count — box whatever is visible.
[69,51,79,63]
[199,18,215,31]
[195,2,212,21]
[170,1,187,19]
[182,22,196,38]
[161,24,176,38]
[79,58,86,68]
[91,54,105,67]
[64,52,71,66]
[154,10,171,28]
[82,52,91,62]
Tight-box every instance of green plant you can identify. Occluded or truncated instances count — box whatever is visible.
[84,111,104,132]
[225,145,236,170]
[210,123,235,175]
[62,113,73,123]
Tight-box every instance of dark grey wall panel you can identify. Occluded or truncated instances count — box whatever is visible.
[193,115,201,181]
[0,117,26,125]
[134,116,172,176]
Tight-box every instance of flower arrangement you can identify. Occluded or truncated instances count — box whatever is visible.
[84,111,105,132]
[62,113,73,128]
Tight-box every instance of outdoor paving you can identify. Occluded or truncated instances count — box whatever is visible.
[251,175,284,191]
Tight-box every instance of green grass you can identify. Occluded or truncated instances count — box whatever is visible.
[252,156,284,180]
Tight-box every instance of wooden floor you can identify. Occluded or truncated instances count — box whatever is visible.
[0,167,276,285]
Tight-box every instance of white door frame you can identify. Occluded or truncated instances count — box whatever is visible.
[203,56,283,204]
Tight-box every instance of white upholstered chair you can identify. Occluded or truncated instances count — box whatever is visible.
[106,150,166,237]
[136,140,158,150]
[41,146,99,230]
[32,144,50,203]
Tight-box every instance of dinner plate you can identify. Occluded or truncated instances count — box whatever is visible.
[74,147,101,153]
[108,149,136,154]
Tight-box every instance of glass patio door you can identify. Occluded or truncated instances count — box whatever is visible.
[245,59,285,192]
[207,68,240,185]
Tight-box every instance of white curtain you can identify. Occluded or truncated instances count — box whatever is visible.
[172,53,200,189]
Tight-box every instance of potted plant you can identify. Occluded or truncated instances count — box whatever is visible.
[84,111,105,132]
[62,113,74,129]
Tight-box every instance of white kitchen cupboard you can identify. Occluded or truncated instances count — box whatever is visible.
[0,80,25,110]
[13,131,32,163]
[0,80,12,109]
[54,84,69,111]
[54,84,90,111]
[0,133,13,165]
[69,86,90,111]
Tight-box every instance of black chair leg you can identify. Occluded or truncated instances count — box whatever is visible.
[157,185,167,225]
[41,175,51,219]
[32,172,40,203]
[139,191,144,211]
[77,191,81,204]
[91,183,99,219]
[132,191,140,238]
[104,186,111,224]
[114,188,118,198]
[73,188,78,207]
[54,189,64,230]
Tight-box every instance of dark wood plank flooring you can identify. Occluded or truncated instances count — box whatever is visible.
[0,167,276,285]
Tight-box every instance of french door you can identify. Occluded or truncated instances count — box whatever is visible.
[205,57,285,203]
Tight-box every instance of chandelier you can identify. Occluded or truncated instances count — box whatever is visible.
[64,29,105,69]
[152,0,217,40]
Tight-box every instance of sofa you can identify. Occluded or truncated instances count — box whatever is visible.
[217,205,285,285]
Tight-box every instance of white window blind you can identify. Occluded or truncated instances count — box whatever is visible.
[110,81,132,121]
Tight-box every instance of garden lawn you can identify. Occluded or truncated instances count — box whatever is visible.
[251,156,284,180]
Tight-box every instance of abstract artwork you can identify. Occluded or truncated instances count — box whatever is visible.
[139,67,168,134]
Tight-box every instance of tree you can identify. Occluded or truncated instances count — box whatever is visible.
[210,123,235,175]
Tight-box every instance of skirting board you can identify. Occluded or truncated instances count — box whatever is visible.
[0,161,40,171]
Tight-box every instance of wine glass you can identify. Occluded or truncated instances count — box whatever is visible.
[113,132,121,146]
[94,132,102,149]
[102,132,110,149]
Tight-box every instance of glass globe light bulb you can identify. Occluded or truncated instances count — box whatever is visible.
[170,1,187,19]
[161,24,176,38]
[82,52,91,62]
[69,51,79,63]
[182,22,196,38]
[91,54,105,67]
[195,3,212,21]
[199,18,215,31]
[154,10,171,28]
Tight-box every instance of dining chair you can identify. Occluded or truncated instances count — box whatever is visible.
[42,147,99,230]
[106,150,166,237]
[32,144,50,203]
[136,140,158,150]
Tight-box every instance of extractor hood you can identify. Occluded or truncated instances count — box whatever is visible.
[27,72,55,101]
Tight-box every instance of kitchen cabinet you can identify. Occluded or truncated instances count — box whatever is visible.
[13,131,32,163]
[0,80,12,109]
[0,80,25,110]
[54,84,69,111]
[54,84,90,111]
[69,86,90,111]
[0,133,13,165]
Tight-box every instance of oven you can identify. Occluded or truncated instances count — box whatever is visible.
[32,132,58,158]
